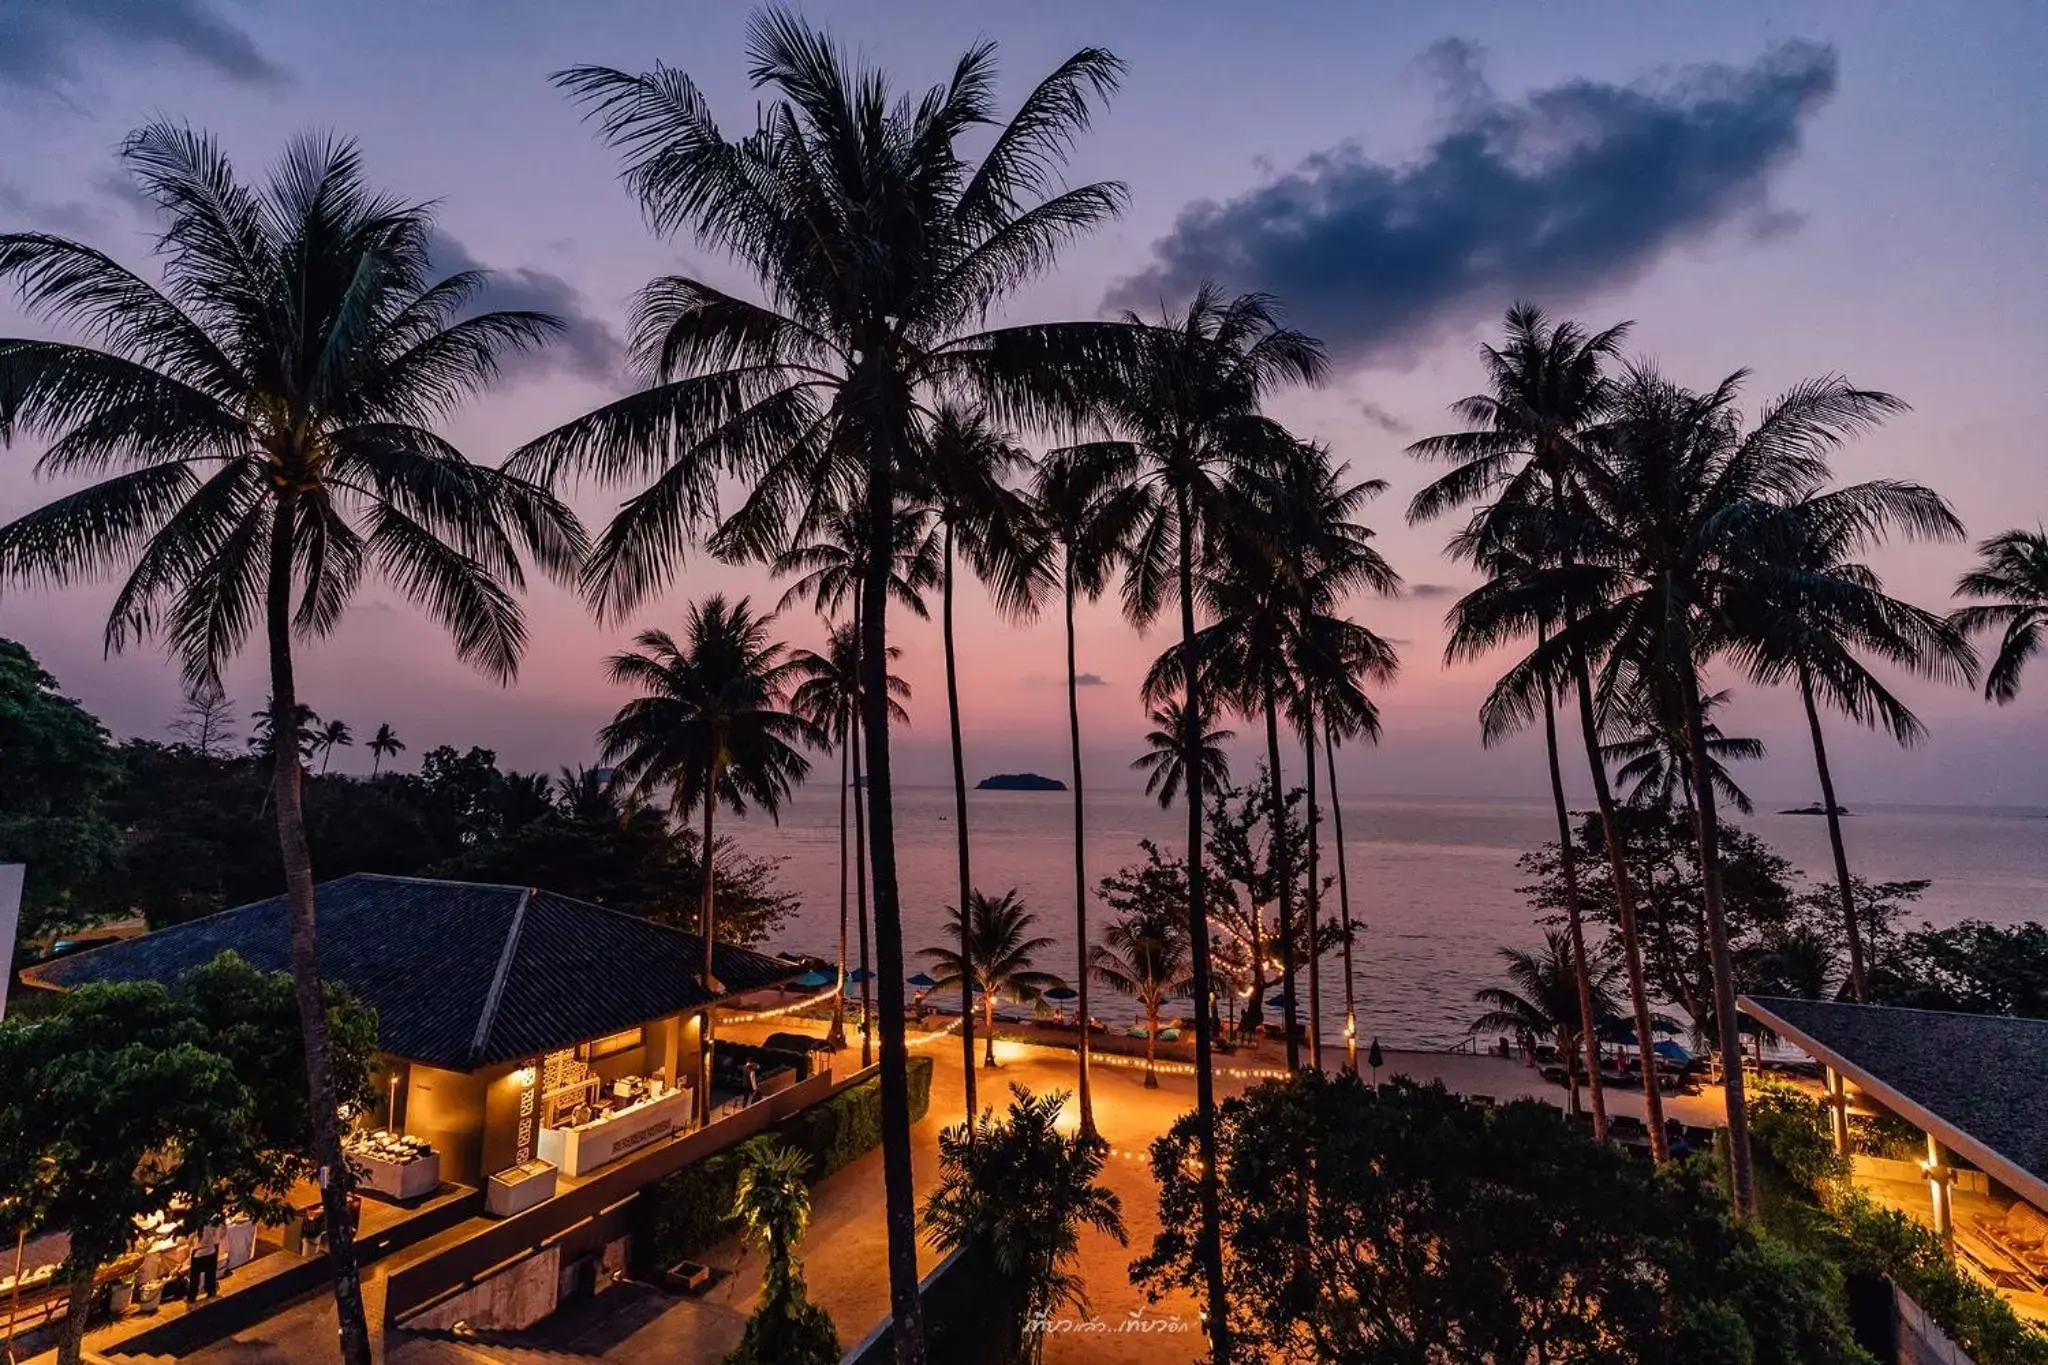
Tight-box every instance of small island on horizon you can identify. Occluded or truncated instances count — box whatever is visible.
[976,772,1067,792]
[1780,802,1853,816]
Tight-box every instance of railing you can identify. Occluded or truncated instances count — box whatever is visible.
[385,1065,846,1328]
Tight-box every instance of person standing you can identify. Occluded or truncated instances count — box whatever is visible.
[742,1060,761,1106]
[188,1224,222,1300]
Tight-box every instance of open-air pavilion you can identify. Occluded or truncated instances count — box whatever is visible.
[1741,994,2048,1320]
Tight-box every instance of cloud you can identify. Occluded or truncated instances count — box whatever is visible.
[0,0,286,91]
[1075,672,1108,687]
[1354,400,1411,436]
[1109,39,1838,368]
[0,180,104,236]
[1407,582,1460,599]
[427,230,625,386]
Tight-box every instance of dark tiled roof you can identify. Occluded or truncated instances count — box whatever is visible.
[30,874,802,1070]
[1744,996,2048,1192]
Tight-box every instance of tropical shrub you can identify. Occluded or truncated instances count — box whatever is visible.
[724,1137,838,1365]
[922,1086,1124,1365]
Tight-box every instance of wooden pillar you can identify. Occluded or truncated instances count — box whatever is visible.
[1925,1133,1955,1248]
[1825,1067,1851,1158]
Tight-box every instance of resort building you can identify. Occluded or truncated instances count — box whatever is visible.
[1741,994,2048,1321]
[16,873,848,1346]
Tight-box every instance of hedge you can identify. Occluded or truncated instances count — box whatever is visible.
[1747,1082,2048,1365]
[641,1055,933,1267]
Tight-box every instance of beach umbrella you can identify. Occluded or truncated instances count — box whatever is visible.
[1044,986,1078,1002]
[794,969,834,990]
[907,972,937,989]
[1653,1040,1693,1064]
[1367,1036,1384,1086]
[848,968,876,983]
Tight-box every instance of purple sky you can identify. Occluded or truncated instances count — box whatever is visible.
[1,1,2044,806]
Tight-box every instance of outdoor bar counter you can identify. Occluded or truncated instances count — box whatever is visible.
[536,1086,690,1177]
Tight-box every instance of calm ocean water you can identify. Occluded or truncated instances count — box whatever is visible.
[727,788,2048,1048]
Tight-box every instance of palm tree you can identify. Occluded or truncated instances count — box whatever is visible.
[921,890,1065,1068]
[1031,442,1138,1140]
[1410,303,1668,1160]
[1089,904,1191,1087]
[730,1136,839,1364]
[789,624,909,1053]
[1130,700,1233,808]
[921,1086,1126,1365]
[1269,445,1400,1072]
[601,595,812,1127]
[367,722,405,776]
[1602,687,1764,815]
[1074,286,1322,1350]
[1720,480,1971,1003]
[911,404,1047,1133]
[1552,364,1908,1215]
[515,21,1136,1346]
[1471,930,1623,1118]
[1953,529,2048,703]
[249,701,322,761]
[315,717,354,774]
[0,126,582,1362]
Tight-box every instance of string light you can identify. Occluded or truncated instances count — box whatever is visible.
[718,982,842,1024]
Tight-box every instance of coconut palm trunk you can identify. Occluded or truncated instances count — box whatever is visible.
[863,450,926,1363]
[265,498,373,1365]
[1144,993,1161,1087]
[1541,651,1609,1141]
[1175,484,1230,1362]
[1262,686,1302,1072]
[1325,725,1360,1072]
[1301,695,1324,1072]
[1064,564,1097,1138]
[696,765,720,1129]
[1571,647,1670,1160]
[1799,666,1868,1000]
[942,520,978,1129]
[853,707,873,1070]
[1677,654,1755,1215]
[827,720,851,1050]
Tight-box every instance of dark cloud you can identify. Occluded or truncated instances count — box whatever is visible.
[427,230,625,386]
[1109,40,1837,367]
[0,0,286,91]
[1354,400,1411,436]
[1075,672,1108,687]
[0,180,104,235]
[1407,583,1460,600]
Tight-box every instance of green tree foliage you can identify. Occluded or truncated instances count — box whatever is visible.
[922,1086,1124,1365]
[34,712,797,941]
[1135,1072,1868,1364]
[0,640,119,937]
[0,956,376,1365]
[1520,807,1799,1040]
[1871,920,2048,1018]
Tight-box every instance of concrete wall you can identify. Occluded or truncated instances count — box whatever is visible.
[405,1245,562,1333]
[1895,1285,1978,1365]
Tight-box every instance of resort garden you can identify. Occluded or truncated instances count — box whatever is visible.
[3,7,2047,1365]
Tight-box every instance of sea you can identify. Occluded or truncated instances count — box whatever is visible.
[727,789,2048,1049]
